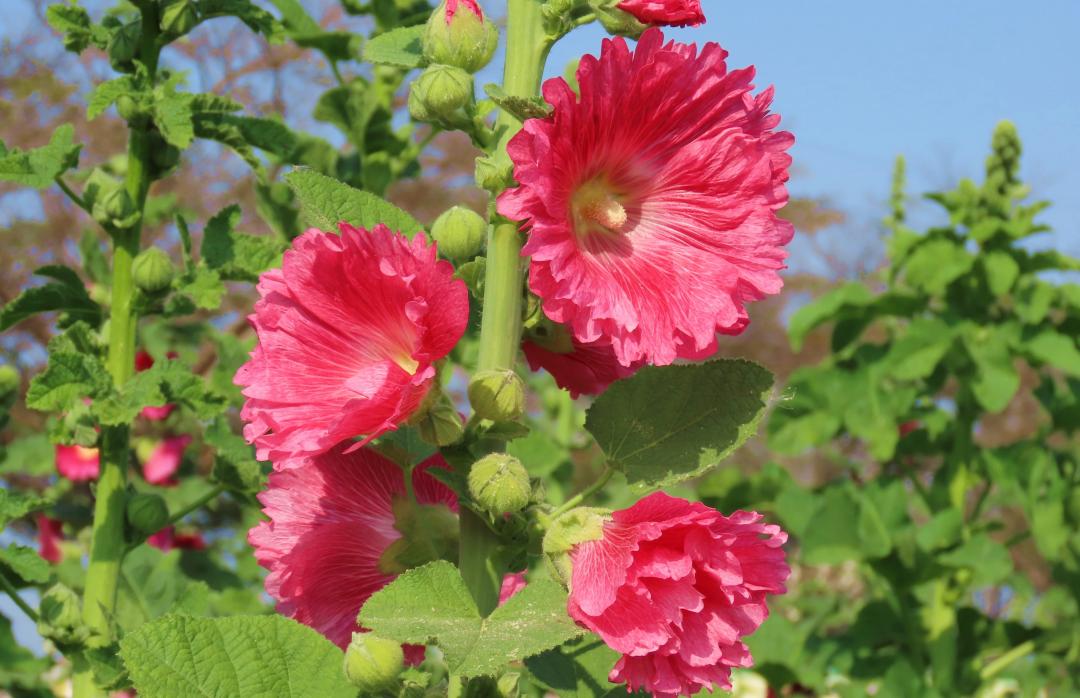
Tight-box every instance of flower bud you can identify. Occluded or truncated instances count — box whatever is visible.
[414,396,465,447]
[107,21,140,71]
[474,154,513,193]
[92,187,136,229]
[588,0,648,38]
[126,492,169,534]
[409,64,473,123]
[343,632,404,693]
[132,247,176,294]
[37,583,87,646]
[468,453,530,515]
[542,507,606,585]
[468,369,525,422]
[422,0,498,73]
[115,95,147,124]
[432,206,486,261]
[161,0,199,37]
[0,364,19,400]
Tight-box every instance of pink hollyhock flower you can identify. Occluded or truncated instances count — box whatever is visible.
[235,223,468,466]
[445,0,483,20]
[617,0,704,26]
[135,350,178,421]
[248,443,458,649]
[499,571,527,605]
[522,336,639,398]
[37,514,63,564]
[148,526,206,552]
[499,29,793,367]
[567,492,789,697]
[142,435,192,486]
[55,444,100,482]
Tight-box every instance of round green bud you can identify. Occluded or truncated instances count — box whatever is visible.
[422,0,498,73]
[0,365,19,398]
[468,453,530,515]
[474,154,513,193]
[468,369,525,422]
[126,492,169,534]
[409,64,473,123]
[37,583,87,646]
[91,187,136,229]
[432,206,486,261]
[115,95,148,125]
[149,132,182,178]
[107,22,140,70]
[132,247,176,294]
[416,402,465,447]
[343,632,404,693]
[542,507,607,585]
[161,0,199,37]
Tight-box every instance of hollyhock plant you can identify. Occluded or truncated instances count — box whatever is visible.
[141,435,192,486]
[148,526,207,552]
[248,443,458,649]
[37,514,64,564]
[522,335,639,398]
[55,444,100,482]
[235,223,468,466]
[617,0,704,27]
[135,350,177,421]
[499,29,793,367]
[566,492,789,697]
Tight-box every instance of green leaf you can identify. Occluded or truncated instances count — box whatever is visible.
[584,359,773,487]
[268,0,356,60]
[903,238,974,295]
[120,614,354,698]
[787,282,874,351]
[363,25,425,68]
[168,264,226,313]
[26,325,111,413]
[883,318,955,381]
[0,614,50,689]
[199,0,284,40]
[87,76,138,120]
[1025,330,1080,377]
[914,509,963,551]
[154,92,195,149]
[0,489,50,530]
[285,168,424,236]
[937,534,1012,586]
[94,359,227,426]
[525,635,628,698]
[201,205,286,282]
[0,264,101,331]
[483,84,554,121]
[359,561,583,676]
[982,250,1020,296]
[799,485,891,564]
[0,544,51,584]
[46,3,107,53]
[0,124,81,188]
[962,325,1020,412]
[205,417,264,493]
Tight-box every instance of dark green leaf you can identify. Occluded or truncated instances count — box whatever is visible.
[285,167,424,236]
[0,265,101,331]
[87,76,139,120]
[363,25,425,68]
[0,544,50,584]
[201,205,286,282]
[0,124,81,188]
[483,84,553,121]
[787,282,874,351]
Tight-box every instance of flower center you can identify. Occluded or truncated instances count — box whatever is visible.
[572,180,627,236]
[75,446,98,459]
[393,352,420,375]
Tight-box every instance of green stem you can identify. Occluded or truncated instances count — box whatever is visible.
[55,176,91,214]
[550,467,613,519]
[75,7,160,698]
[980,640,1035,681]
[166,484,226,526]
[0,570,38,622]
[459,0,552,617]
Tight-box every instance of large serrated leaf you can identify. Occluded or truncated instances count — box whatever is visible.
[87,77,139,120]
[120,614,354,698]
[285,168,424,235]
[201,205,285,282]
[483,84,553,121]
[0,125,81,188]
[0,265,101,331]
[584,359,773,487]
[359,561,583,676]
[363,25,425,68]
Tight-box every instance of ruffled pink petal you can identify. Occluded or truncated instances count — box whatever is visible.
[499,29,793,367]
[522,336,639,398]
[617,0,704,26]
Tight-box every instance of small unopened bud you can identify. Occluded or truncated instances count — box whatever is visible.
[115,95,147,124]
[497,672,521,698]
[468,369,525,422]
[126,492,169,534]
[161,0,199,37]
[474,154,513,193]
[344,632,404,693]
[107,22,140,71]
[415,397,465,447]
[423,0,498,73]
[132,247,176,294]
[542,507,607,585]
[468,453,530,515]
[37,583,87,646]
[589,0,647,38]
[410,64,473,123]
[432,206,486,261]
[92,187,136,229]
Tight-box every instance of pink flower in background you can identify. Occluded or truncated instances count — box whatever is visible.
[499,29,793,367]
[567,492,789,697]
[499,571,527,605]
[248,444,458,649]
[135,350,178,421]
[37,514,63,564]
[55,444,100,482]
[148,526,206,552]
[235,223,468,467]
[142,435,192,486]
[522,336,639,398]
[617,0,704,26]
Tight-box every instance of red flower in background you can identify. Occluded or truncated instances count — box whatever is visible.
[148,526,206,552]
[499,29,793,368]
[37,514,63,564]
[55,444,99,482]
[567,492,789,697]
[618,0,704,27]
[141,435,192,486]
[234,223,468,468]
[135,350,178,421]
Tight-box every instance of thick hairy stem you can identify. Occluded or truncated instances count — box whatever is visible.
[460,0,551,616]
[74,7,160,698]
